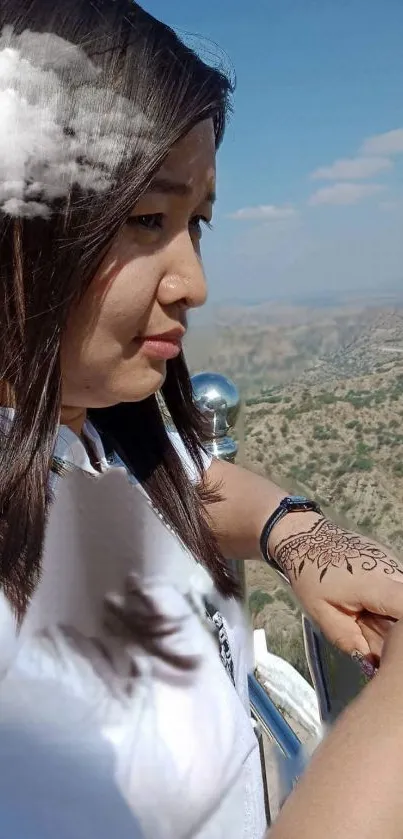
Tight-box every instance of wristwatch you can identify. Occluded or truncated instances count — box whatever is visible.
[259,496,323,582]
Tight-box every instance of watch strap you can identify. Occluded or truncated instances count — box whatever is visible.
[260,496,323,578]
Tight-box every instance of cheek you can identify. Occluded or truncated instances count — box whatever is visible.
[93,256,160,339]
[94,229,159,303]
[62,252,161,366]
[60,256,167,406]
[96,232,164,315]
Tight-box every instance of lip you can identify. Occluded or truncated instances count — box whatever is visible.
[146,327,186,342]
[139,327,185,361]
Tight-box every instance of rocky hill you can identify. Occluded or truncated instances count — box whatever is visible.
[187,299,403,679]
[301,308,403,384]
[186,302,401,395]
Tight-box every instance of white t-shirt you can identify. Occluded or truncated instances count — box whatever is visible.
[0,680,145,839]
[0,414,266,839]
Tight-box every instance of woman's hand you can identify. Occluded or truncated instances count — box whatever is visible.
[378,614,403,669]
[202,459,403,660]
[358,611,403,669]
[272,517,403,660]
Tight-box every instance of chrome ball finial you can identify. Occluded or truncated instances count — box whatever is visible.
[191,372,241,462]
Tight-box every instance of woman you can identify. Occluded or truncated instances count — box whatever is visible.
[0,3,402,839]
[0,4,266,837]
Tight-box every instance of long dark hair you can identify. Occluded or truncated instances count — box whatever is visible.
[0,0,238,625]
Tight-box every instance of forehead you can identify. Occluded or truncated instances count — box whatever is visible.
[158,120,216,193]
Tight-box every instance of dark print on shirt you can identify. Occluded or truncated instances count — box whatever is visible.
[204,599,235,687]
[106,450,237,686]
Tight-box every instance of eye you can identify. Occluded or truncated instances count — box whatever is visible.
[126,213,164,231]
[189,214,213,239]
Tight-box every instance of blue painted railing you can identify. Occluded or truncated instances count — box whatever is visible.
[248,674,301,760]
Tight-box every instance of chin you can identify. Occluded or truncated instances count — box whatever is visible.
[112,365,167,405]
[65,361,167,410]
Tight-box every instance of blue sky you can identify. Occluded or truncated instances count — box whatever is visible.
[145,1,403,303]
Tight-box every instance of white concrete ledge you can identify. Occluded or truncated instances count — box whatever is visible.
[254,629,321,737]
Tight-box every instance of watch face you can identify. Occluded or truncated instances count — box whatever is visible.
[288,495,309,506]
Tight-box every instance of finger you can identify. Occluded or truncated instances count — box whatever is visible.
[351,651,377,679]
[356,622,383,663]
[319,606,371,657]
[363,577,403,620]
[357,615,396,660]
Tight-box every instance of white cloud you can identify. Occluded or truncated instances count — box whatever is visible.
[311,156,392,181]
[361,128,403,156]
[309,182,385,206]
[228,204,297,221]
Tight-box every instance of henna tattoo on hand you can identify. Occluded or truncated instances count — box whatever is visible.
[273,518,403,583]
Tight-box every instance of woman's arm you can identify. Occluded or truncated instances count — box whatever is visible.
[203,457,403,659]
[202,458,290,559]
[267,661,403,839]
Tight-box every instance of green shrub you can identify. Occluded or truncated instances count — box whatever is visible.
[352,456,374,471]
[249,589,274,616]
[313,424,337,441]
[341,499,353,513]
[358,515,372,530]
[284,408,298,421]
[275,588,299,611]
[266,625,311,684]
[316,392,338,406]
[356,441,371,455]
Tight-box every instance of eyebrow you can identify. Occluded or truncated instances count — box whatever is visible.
[148,176,216,204]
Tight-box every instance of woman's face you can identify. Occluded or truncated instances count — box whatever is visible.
[61,119,215,410]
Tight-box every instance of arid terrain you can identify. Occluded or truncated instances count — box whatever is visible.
[186,298,403,679]
[186,300,402,394]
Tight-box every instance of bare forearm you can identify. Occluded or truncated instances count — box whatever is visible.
[203,458,319,560]
[269,672,403,839]
[203,459,286,559]
[203,462,398,587]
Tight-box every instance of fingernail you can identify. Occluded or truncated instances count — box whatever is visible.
[351,651,376,679]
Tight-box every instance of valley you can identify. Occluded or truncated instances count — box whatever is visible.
[186,298,403,679]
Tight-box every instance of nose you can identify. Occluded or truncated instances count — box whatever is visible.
[157,233,208,312]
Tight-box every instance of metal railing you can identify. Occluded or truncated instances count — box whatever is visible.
[192,373,309,819]
[191,371,365,816]
[248,675,301,759]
